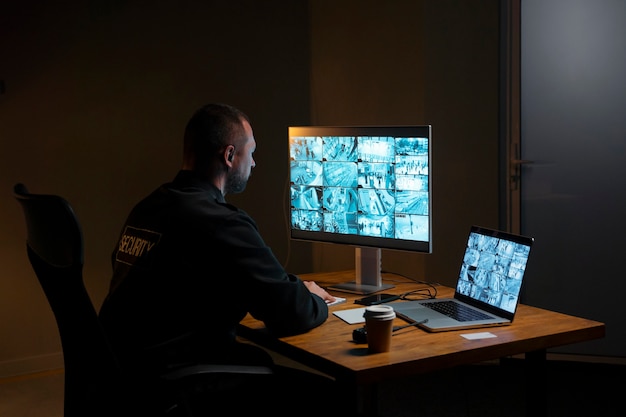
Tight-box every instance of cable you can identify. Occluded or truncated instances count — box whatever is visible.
[381,269,440,300]
[352,319,429,343]
[392,319,429,334]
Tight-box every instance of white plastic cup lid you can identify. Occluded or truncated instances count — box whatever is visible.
[363,304,396,320]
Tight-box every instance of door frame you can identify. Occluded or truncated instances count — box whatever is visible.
[499,0,522,234]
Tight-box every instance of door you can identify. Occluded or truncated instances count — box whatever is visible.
[517,0,626,357]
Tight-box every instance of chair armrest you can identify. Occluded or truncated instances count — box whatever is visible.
[161,363,274,381]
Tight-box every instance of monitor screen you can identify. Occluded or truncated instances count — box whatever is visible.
[288,125,432,293]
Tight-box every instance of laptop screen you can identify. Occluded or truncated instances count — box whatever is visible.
[456,226,533,315]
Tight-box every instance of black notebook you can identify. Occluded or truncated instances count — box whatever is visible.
[389,226,534,332]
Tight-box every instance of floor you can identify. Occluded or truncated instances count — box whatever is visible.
[378,358,625,417]
[0,369,64,417]
[1,357,624,417]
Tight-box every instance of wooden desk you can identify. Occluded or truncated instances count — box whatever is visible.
[238,271,605,416]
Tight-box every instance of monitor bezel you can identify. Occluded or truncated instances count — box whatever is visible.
[288,125,432,254]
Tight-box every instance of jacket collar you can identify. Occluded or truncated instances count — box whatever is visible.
[172,170,225,203]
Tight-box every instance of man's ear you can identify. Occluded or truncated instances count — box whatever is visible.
[226,145,236,162]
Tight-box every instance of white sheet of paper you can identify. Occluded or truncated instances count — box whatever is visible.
[333,307,367,324]
[461,332,497,340]
[326,297,347,307]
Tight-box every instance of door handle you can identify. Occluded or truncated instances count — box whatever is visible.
[511,159,534,165]
[510,159,533,189]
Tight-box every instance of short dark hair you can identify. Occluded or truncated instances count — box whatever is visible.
[183,103,250,164]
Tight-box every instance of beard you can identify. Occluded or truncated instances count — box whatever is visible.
[225,168,249,195]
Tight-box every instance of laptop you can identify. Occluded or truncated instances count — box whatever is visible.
[388,225,534,332]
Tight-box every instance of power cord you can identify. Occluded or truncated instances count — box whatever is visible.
[352,319,429,343]
[381,269,440,300]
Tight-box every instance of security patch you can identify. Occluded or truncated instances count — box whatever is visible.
[115,226,162,266]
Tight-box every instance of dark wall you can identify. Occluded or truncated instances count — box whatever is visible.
[0,0,503,375]
[0,0,313,375]
[307,0,501,283]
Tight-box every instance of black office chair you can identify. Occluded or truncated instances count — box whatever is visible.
[13,183,273,417]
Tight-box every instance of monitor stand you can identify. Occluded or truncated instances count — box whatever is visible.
[327,247,395,295]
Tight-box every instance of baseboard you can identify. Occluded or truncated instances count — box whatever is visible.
[546,352,626,365]
[1,350,622,380]
[0,352,64,379]
[498,352,626,366]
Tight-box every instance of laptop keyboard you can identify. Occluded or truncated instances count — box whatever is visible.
[424,300,492,322]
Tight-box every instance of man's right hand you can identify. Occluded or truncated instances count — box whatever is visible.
[303,280,336,304]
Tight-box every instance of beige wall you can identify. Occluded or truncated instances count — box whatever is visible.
[0,0,499,377]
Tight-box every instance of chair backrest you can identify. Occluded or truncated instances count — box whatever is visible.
[14,183,275,417]
[13,183,130,417]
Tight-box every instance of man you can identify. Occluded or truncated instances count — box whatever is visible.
[99,103,339,414]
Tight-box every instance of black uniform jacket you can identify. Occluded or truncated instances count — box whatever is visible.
[99,170,328,372]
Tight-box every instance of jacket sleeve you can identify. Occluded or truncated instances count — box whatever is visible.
[217,207,329,337]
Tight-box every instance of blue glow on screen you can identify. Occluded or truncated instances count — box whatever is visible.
[289,134,430,244]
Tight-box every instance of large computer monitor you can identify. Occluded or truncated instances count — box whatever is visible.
[288,125,432,294]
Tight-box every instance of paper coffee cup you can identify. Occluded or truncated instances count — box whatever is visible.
[363,305,396,353]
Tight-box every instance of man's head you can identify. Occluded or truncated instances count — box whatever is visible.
[182,103,256,195]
